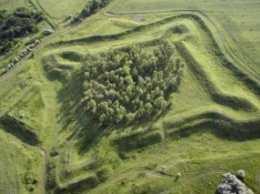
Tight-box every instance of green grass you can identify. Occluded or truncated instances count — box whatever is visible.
[42,13,259,194]
[0,129,43,194]
[35,0,86,19]
[0,0,260,193]
[85,131,260,194]
[39,12,260,194]
[0,0,27,10]
[107,0,260,78]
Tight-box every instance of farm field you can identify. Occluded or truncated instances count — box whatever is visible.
[35,0,86,19]
[0,0,259,194]
[0,0,26,10]
[107,0,260,79]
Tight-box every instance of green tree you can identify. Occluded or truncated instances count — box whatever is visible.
[145,102,153,115]
[82,42,183,126]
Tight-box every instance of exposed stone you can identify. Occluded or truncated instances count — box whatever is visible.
[216,172,253,194]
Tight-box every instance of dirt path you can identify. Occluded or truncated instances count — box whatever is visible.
[28,0,58,29]
[88,167,173,194]
[87,167,227,194]
[196,11,259,80]
[158,169,227,194]
[37,146,48,194]
[31,36,62,194]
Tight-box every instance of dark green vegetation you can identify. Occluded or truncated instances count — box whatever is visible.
[112,127,163,152]
[22,170,39,192]
[0,7,43,55]
[0,114,40,145]
[0,0,259,194]
[82,41,183,125]
[73,0,113,23]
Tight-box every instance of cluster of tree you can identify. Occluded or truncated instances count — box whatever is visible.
[82,40,183,126]
[0,7,43,54]
[72,0,112,23]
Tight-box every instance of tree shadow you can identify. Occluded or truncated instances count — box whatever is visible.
[55,70,113,155]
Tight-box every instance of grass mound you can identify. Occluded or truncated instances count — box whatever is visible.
[59,51,82,62]
[42,55,77,80]
[112,129,162,152]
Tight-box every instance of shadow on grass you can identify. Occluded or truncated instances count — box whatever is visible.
[53,63,183,155]
[41,55,76,82]
[175,41,258,112]
[0,114,40,145]
[53,69,109,155]
[168,116,260,142]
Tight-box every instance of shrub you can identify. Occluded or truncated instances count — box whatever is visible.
[22,171,38,192]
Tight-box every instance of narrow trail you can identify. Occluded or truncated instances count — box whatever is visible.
[87,167,173,194]
[31,41,62,194]
[87,167,227,194]
[35,59,63,193]
[196,11,260,82]
[36,146,48,194]
[28,0,58,29]
[157,169,227,194]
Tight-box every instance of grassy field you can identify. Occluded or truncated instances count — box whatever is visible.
[35,0,86,19]
[0,0,26,10]
[107,0,260,79]
[0,0,259,194]
[43,12,259,193]
[0,129,43,194]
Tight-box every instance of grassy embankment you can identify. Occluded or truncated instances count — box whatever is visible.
[108,0,260,78]
[39,12,260,194]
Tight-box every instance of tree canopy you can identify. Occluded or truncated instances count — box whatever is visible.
[0,7,43,54]
[72,0,112,23]
[82,41,183,126]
